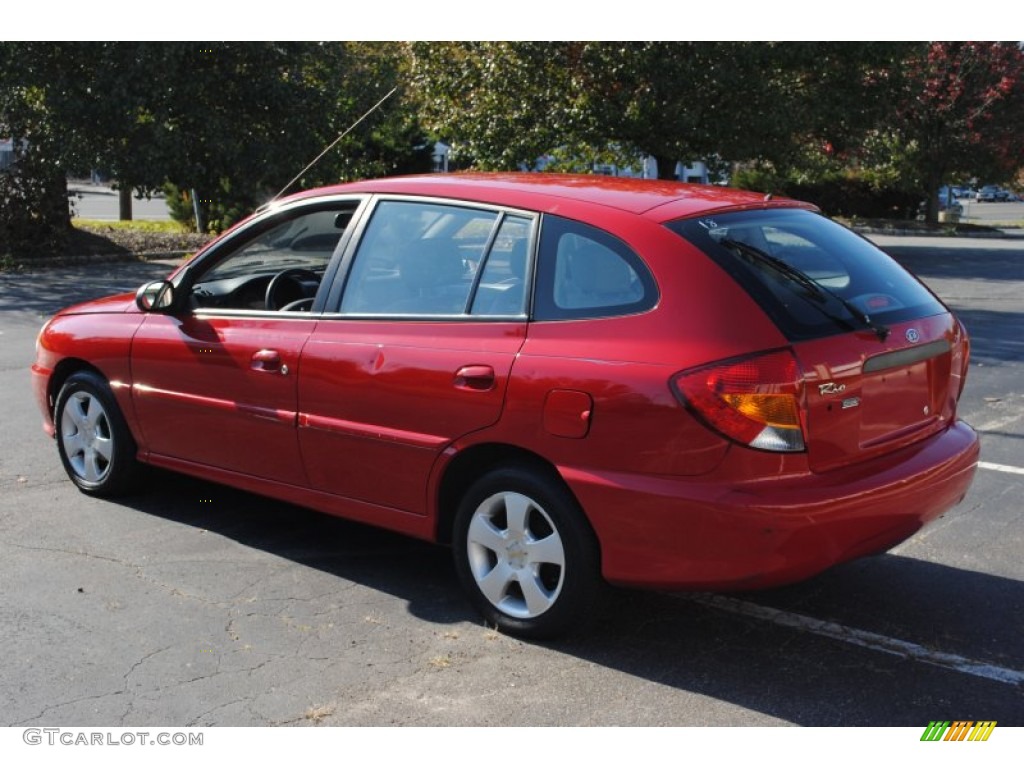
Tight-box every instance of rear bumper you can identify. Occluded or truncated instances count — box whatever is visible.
[564,419,979,590]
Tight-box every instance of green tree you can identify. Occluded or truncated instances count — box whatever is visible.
[867,42,1024,222]
[410,42,912,180]
[409,42,587,171]
[0,42,181,224]
[157,42,430,232]
[0,42,78,259]
[1,42,432,243]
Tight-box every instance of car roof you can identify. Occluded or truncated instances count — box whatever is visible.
[280,173,817,223]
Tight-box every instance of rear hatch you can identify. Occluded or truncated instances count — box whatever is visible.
[792,315,962,471]
[667,209,968,469]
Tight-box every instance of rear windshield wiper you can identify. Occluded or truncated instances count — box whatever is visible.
[719,237,890,341]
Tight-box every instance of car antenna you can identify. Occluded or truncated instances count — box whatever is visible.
[271,87,398,203]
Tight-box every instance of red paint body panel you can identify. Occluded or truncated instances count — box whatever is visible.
[32,297,144,438]
[564,419,978,589]
[297,319,526,513]
[542,389,594,438]
[796,314,960,472]
[282,173,814,222]
[147,452,436,541]
[32,174,980,595]
[130,313,316,484]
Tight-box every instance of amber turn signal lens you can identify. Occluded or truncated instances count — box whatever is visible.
[721,393,801,429]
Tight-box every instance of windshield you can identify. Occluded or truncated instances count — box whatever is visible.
[666,209,946,342]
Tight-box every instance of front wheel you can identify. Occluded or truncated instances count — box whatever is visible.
[453,465,603,639]
[54,371,141,496]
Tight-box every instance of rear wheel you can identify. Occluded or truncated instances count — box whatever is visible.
[55,371,140,496]
[453,465,603,639]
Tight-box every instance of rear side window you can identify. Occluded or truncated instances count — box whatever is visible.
[534,215,657,320]
[340,200,497,316]
[667,209,946,341]
[469,214,532,316]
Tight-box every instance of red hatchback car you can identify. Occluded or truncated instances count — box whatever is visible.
[33,174,979,637]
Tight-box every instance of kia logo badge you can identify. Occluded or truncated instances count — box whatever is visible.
[905,328,921,343]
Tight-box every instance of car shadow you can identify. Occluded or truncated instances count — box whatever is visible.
[881,242,1024,284]
[582,558,1024,726]
[115,469,1024,726]
[0,260,181,318]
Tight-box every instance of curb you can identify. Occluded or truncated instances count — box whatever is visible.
[1,251,188,273]
[850,226,1008,239]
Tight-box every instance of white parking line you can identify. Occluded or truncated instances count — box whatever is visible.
[978,461,1024,476]
[684,593,1024,687]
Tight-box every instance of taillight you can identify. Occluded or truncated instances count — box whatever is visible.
[671,348,806,452]
[953,320,970,401]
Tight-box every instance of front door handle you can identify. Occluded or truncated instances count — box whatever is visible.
[454,364,495,391]
[251,349,287,374]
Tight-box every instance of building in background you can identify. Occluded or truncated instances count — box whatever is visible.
[0,138,16,171]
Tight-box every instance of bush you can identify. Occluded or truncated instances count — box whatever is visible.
[164,181,262,235]
[732,168,921,220]
[0,156,71,261]
[782,180,920,220]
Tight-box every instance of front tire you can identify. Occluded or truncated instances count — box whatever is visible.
[453,465,603,639]
[54,371,140,496]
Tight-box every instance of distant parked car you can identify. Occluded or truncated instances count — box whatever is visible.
[937,187,963,211]
[975,185,1005,202]
[921,196,962,218]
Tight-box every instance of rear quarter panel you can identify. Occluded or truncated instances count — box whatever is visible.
[486,210,790,479]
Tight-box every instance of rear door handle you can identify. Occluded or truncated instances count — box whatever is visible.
[251,349,287,374]
[454,365,495,391]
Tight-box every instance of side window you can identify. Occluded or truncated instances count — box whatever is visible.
[469,214,532,316]
[189,205,355,311]
[534,215,656,320]
[340,200,499,316]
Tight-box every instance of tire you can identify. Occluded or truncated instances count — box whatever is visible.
[54,370,141,496]
[453,465,603,639]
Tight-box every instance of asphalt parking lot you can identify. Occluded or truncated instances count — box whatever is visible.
[1,234,1022,727]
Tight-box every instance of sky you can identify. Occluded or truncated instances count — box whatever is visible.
[4,2,1006,41]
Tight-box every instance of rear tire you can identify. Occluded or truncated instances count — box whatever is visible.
[453,465,603,639]
[54,371,141,496]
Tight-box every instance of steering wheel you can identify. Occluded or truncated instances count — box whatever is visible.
[280,297,315,312]
[265,268,320,311]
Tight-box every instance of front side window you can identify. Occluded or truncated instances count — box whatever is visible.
[188,204,357,312]
[667,209,946,341]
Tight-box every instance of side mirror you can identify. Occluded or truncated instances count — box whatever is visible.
[135,280,175,312]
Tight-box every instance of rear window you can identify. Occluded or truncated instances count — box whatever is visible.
[666,209,946,341]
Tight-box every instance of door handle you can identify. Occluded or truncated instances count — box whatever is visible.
[454,365,495,391]
[251,349,287,374]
